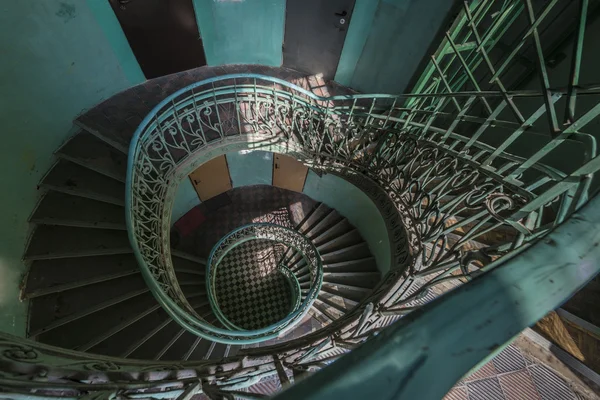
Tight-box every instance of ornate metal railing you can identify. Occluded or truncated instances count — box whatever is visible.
[6,0,600,398]
[206,223,321,334]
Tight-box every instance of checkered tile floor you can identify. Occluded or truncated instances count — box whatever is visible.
[214,239,294,330]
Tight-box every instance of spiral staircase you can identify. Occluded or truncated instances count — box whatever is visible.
[3,1,600,399]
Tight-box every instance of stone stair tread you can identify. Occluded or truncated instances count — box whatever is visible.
[310,302,337,322]
[88,295,205,358]
[312,219,354,246]
[296,203,330,233]
[322,257,379,273]
[56,131,127,182]
[316,230,364,254]
[24,225,131,260]
[29,191,126,230]
[316,293,352,314]
[122,298,215,359]
[88,306,169,357]
[313,298,346,319]
[28,273,147,336]
[37,292,157,350]
[305,209,343,240]
[160,330,199,360]
[320,242,372,263]
[40,159,125,206]
[319,284,369,303]
[151,325,187,360]
[172,249,207,265]
[121,317,174,358]
[23,254,140,299]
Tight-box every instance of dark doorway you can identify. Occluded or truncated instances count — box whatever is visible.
[109,0,206,79]
[283,0,356,80]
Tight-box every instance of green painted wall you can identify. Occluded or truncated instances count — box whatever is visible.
[171,180,201,224]
[0,0,143,336]
[171,153,391,273]
[193,0,285,66]
[227,150,273,187]
[336,0,455,93]
[303,171,391,274]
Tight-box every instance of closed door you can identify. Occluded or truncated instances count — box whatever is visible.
[109,0,206,79]
[189,155,232,201]
[283,0,356,80]
[272,154,308,193]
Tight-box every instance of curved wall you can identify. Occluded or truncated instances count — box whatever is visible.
[172,150,391,274]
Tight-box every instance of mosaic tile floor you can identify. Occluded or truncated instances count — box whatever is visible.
[232,341,590,399]
[445,343,586,400]
[214,239,293,330]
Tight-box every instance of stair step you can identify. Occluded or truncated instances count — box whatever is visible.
[56,131,127,182]
[323,257,378,273]
[40,159,125,206]
[160,330,199,360]
[75,90,152,154]
[23,254,140,299]
[316,229,363,254]
[296,203,328,233]
[320,290,358,308]
[93,307,170,357]
[320,242,371,263]
[320,284,369,303]
[37,291,157,350]
[323,272,380,289]
[121,296,213,360]
[29,191,126,230]
[122,318,173,358]
[28,272,148,337]
[316,293,350,314]
[312,219,354,246]
[314,298,346,319]
[321,279,374,291]
[304,209,339,237]
[173,255,206,276]
[91,295,205,358]
[208,342,228,360]
[310,302,337,322]
[24,226,131,260]
[171,249,207,265]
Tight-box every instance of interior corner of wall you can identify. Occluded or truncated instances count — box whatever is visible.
[333,0,379,87]
[85,0,145,85]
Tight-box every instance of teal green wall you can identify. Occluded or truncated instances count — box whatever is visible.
[227,151,273,187]
[172,154,391,273]
[193,0,285,66]
[303,171,391,274]
[0,0,143,336]
[336,0,455,93]
[172,180,202,224]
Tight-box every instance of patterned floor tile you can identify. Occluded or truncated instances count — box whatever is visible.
[467,377,505,400]
[215,239,293,330]
[499,370,541,400]
[493,345,527,373]
[444,386,469,400]
[464,361,499,382]
[528,365,577,400]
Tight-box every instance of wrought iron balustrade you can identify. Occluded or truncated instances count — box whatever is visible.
[206,223,321,334]
[5,0,600,398]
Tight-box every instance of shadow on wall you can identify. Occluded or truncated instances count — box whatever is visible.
[0,0,144,336]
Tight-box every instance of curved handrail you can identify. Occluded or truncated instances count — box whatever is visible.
[206,223,322,334]
[126,72,597,345]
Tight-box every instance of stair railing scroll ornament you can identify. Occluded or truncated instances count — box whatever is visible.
[4,0,600,397]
